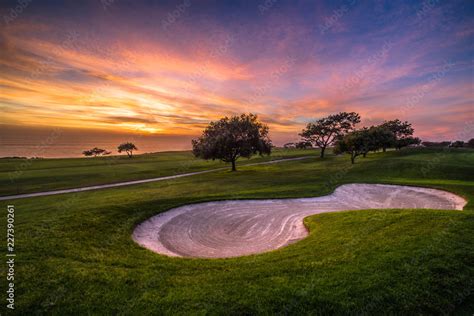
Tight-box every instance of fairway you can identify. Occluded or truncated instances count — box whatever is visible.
[0,148,315,196]
[1,148,473,314]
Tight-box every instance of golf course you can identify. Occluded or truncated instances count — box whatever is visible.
[1,0,472,314]
[1,147,473,314]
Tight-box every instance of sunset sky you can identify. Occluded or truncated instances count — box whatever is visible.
[1,0,473,150]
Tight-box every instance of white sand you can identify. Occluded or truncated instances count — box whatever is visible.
[132,184,466,258]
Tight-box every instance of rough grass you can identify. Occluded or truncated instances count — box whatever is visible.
[0,148,315,195]
[0,148,473,314]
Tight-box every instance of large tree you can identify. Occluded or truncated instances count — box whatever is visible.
[117,142,138,158]
[380,119,415,151]
[192,113,272,171]
[333,130,368,164]
[300,112,360,158]
[362,126,396,157]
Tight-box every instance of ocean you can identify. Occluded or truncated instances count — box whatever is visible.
[0,125,194,158]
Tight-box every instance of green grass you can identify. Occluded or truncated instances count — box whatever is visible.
[0,148,473,314]
[0,148,315,196]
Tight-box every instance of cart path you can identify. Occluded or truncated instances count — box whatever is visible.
[0,156,312,201]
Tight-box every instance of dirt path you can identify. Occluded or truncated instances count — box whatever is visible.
[0,156,311,201]
[133,184,466,259]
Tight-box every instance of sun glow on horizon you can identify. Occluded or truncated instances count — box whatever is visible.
[0,1,472,143]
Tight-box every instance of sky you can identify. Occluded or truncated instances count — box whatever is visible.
[0,0,473,150]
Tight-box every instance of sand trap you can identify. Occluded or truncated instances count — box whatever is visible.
[132,184,466,258]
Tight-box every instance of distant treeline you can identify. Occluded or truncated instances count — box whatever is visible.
[422,140,474,148]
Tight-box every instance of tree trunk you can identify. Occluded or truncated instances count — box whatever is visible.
[383,147,386,152]
[363,152,367,158]
[231,159,236,172]
[351,152,355,164]
[320,147,326,158]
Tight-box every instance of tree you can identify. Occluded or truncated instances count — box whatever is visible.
[369,126,395,153]
[83,150,94,157]
[396,136,421,148]
[467,139,474,148]
[295,141,312,149]
[300,112,360,158]
[333,130,368,164]
[449,140,464,148]
[83,147,111,157]
[118,142,137,158]
[380,119,415,150]
[335,123,421,164]
[192,113,272,171]
[361,126,396,157]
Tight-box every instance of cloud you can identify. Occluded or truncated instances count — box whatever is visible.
[0,1,472,143]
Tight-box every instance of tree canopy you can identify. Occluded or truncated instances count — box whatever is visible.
[396,136,421,148]
[380,119,417,150]
[83,147,111,157]
[333,129,368,164]
[192,113,272,171]
[358,126,396,157]
[117,142,138,158]
[450,140,465,148]
[467,139,474,148]
[295,141,312,149]
[334,120,420,164]
[300,112,360,158]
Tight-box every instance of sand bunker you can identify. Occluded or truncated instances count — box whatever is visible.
[133,184,466,258]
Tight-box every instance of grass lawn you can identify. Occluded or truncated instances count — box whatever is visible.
[0,148,315,196]
[0,148,473,314]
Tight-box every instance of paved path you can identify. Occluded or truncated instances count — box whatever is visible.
[133,184,466,258]
[0,156,312,201]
